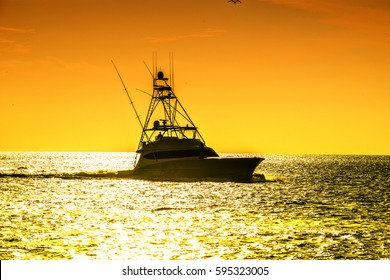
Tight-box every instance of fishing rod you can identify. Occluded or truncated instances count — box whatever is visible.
[143,61,154,79]
[135,88,152,97]
[111,60,144,130]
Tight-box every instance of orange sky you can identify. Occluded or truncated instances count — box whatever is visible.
[1,0,390,154]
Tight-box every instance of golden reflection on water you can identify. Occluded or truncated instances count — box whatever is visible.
[2,179,389,259]
[1,153,389,259]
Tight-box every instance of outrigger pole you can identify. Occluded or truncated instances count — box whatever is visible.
[111,60,144,131]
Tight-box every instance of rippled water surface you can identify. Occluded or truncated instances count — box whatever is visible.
[1,152,389,259]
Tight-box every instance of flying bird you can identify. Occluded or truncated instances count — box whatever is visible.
[228,0,242,3]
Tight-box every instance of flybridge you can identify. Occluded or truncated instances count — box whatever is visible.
[112,55,205,151]
[139,66,205,150]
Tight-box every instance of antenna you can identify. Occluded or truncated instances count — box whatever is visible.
[172,53,174,90]
[169,52,172,85]
[169,52,174,90]
[111,60,144,130]
[154,52,157,78]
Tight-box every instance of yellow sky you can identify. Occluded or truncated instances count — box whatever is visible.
[1,0,389,154]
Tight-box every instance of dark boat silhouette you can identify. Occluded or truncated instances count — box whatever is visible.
[114,59,264,181]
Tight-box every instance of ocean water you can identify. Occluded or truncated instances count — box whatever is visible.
[0,152,389,260]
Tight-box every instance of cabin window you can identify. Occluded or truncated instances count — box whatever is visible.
[143,148,217,159]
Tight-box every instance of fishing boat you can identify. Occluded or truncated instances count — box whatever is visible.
[114,59,264,181]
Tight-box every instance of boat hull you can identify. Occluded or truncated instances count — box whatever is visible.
[120,157,264,181]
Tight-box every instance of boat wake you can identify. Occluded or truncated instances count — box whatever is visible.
[0,170,268,182]
[259,173,286,183]
[0,170,124,180]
